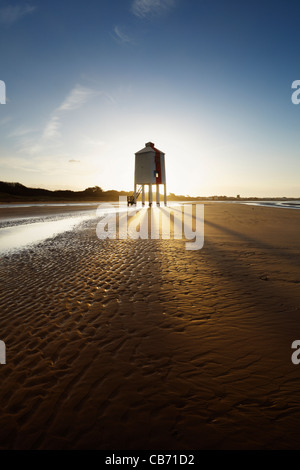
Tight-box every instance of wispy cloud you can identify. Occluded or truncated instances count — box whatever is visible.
[43,84,96,140]
[14,83,108,168]
[0,3,36,25]
[131,0,174,18]
[58,84,96,112]
[113,26,132,44]
[42,116,61,139]
[9,125,36,138]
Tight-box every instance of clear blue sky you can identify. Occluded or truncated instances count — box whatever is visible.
[0,0,300,196]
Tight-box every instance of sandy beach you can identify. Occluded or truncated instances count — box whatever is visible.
[0,203,99,220]
[1,202,300,449]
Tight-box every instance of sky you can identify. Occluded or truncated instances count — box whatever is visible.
[0,0,300,197]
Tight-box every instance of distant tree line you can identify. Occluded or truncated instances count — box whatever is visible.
[0,181,298,202]
[0,182,129,202]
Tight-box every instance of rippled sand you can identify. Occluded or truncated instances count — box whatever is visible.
[1,203,300,449]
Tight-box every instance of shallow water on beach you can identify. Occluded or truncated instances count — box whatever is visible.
[243,201,300,209]
[0,203,145,254]
[0,203,186,255]
[0,202,101,209]
[0,200,299,256]
[0,214,94,254]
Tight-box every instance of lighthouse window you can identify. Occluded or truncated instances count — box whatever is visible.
[154,171,159,178]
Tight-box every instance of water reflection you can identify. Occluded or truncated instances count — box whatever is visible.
[0,202,144,254]
[0,214,93,254]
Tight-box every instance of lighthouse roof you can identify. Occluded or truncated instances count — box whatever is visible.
[135,142,164,155]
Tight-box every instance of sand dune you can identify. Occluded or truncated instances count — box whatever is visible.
[0,203,300,449]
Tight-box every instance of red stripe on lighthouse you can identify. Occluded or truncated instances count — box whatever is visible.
[150,143,162,184]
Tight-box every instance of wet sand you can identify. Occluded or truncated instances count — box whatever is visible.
[0,203,99,220]
[1,203,300,449]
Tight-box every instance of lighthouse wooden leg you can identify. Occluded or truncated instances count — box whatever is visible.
[149,184,153,207]
[164,184,167,206]
[142,185,145,206]
[156,184,160,206]
[134,183,137,205]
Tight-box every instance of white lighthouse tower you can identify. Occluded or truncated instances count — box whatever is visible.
[131,142,167,207]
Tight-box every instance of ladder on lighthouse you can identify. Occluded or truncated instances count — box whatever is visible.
[127,185,143,206]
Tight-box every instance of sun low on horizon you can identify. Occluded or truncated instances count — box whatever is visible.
[1,0,300,198]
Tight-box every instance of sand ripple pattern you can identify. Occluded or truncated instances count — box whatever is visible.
[1,204,300,449]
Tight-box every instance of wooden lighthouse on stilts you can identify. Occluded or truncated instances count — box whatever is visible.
[128,142,167,207]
